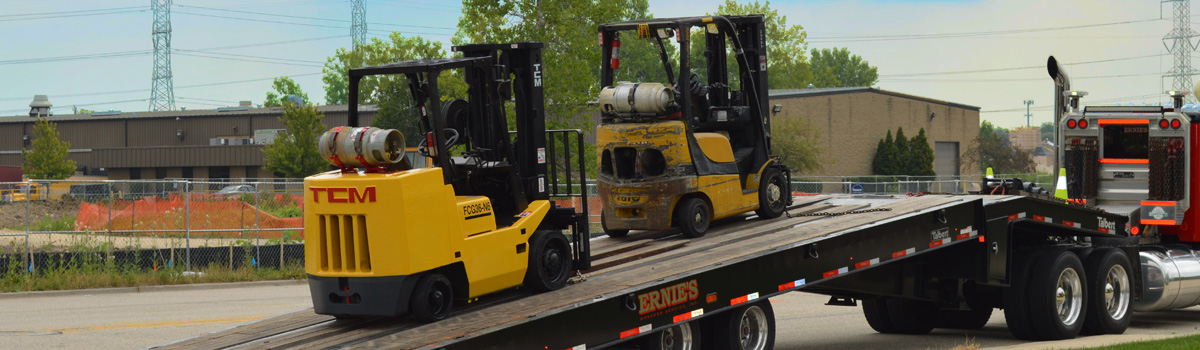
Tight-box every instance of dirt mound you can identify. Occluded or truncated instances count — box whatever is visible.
[0,199,80,229]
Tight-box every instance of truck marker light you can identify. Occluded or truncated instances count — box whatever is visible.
[1067,119,1077,129]
[619,324,652,339]
[778,279,806,291]
[1097,118,1149,126]
[672,309,704,323]
[979,236,985,243]
[1161,119,1171,129]
[1172,119,1182,129]
[706,293,718,303]
[1132,227,1140,235]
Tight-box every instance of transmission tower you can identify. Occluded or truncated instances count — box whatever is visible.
[1163,0,1200,104]
[150,0,176,111]
[352,0,367,49]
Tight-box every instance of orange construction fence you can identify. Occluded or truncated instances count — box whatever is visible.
[75,193,304,239]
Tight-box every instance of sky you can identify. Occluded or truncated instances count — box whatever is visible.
[0,0,1191,129]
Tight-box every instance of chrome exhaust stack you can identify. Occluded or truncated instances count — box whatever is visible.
[1047,55,1070,190]
[1135,249,1200,312]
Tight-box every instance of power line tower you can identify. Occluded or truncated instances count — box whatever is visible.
[150,0,176,111]
[352,0,367,49]
[1163,0,1199,104]
[1023,100,1034,126]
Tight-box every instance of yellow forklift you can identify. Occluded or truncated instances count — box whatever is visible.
[304,42,590,322]
[596,15,792,238]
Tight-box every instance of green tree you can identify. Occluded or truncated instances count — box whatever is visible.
[262,104,329,178]
[23,117,76,179]
[873,130,899,175]
[907,128,936,176]
[76,108,95,115]
[264,77,310,107]
[703,0,810,90]
[808,47,878,88]
[1039,121,1054,142]
[772,116,823,174]
[893,127,910,173]
[964,121,1034,174]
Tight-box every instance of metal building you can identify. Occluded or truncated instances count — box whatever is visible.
[0,103,378,180]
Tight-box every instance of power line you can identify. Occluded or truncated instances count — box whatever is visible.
[172,11,452,37]
[880,72,1163,83]
[175,4,454,30]
[981,94,1163,113]
[174,52,325,67]
[174,49,325,64]
[0,8,146,22]
[808,18,1165,43]
[0,72,325,103]
[880,53,1168,78]
[0,35,345,67]
[0,6,145,18]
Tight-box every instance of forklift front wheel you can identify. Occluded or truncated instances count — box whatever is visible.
[755,167,787,219]
[524,231,573,292]
[410,273,454,322]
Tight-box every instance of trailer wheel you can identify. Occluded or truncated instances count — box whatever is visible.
[523,231,573,292]
[1027,249,1087,340]
[1081,248,1132,335]
[754,167,787,219]
[934,308,993,330]
[711,301,775,350]
[637,321,700,350]
[885,299,936,334]
[410,273,453,322]
[676,197,710,238]
[602,214,629,238]
[861,297,898,333]
[1003,250,1050,340]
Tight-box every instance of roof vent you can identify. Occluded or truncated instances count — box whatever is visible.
[216,106,250,112]
[29,95,52,117]
[239,100,252,107]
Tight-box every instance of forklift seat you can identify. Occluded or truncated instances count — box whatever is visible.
[694,132,735,163]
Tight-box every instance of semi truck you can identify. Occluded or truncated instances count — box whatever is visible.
[153,22,1200,350]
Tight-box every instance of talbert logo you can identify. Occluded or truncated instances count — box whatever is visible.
[1098,216,1117,232]
[309,186,376,203]
[638,279,699,315]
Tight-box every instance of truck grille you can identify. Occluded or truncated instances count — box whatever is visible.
[317,214,372,273]
[1149,137,1186,201]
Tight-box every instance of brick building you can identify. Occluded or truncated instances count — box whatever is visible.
[769,87,980,178]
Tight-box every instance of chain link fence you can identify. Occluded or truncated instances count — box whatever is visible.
[0,179,304,276]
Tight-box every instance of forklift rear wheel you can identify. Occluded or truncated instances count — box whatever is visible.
[676,198,710,238]
[637,321,699,350]
[524,231,573,292]
[602,214,629,238]
[410,273,453,322]
[754,167,787,219]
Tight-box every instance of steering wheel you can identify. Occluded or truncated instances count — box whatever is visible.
[443,128,459,148]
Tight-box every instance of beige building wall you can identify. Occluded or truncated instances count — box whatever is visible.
[1008,127,1041,151]
[770,89,980,178]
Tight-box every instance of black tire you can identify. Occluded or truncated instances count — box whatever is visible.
[861,297,899,333]
[1028,249,1087,340]
[1081,248,1133,335]
[934,308,993,330]
[410,273,453,322]
[754,167,787,219]
[1003,250,1049,340]
[523,231,573,292]
[637,321,700,350]
[710,301,775,350]
[602,214,629,238]
[884,298,936,334]
[676,197,710,238]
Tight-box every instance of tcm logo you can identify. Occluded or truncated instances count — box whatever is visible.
[638,279,699,315]
[1098,216,1117,232]
[310,186,376,203]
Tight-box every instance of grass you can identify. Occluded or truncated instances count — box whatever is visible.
[0,259,305,293]
[30,214,75,232]
[1069,333,1200,350]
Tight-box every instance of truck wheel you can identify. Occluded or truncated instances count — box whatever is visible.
[602,214,629,238]
[523,231,573,292]
[1081,248,1132,335]
[637,321,699,350]
[861,297,899,333]
[676,197,710,238]
[1028,249,1087,340]
[410,273,453,322]
[711,301,775,350]
[934,308,993,330]
[884,298,936,334]
[754,167,787,219]
[1003,250,1050,340]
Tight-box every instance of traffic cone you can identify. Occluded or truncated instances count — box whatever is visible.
[986,167,994,179]
[1054,168,1068,203]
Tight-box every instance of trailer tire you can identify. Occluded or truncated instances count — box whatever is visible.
[935,308,993,330]
[861,297,899,333]
[676,197,710,238]
[637,321,700,350]
[711,301,775,350]
[1003,249,1050,339]
[602,214,629,238]
[410,273,454,322]
[754,167,787,219]
[1081,248,1132,335]
[1027,249,1087,340]
[524,231,573,292]
[885,299,936,334]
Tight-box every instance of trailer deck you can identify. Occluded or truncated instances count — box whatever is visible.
[154,194,1088,350]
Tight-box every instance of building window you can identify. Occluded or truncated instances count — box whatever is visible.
[182,167,193,179]
[129,167,141,180]
[155,167,167,179]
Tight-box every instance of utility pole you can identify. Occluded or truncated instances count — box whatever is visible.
[150,0,176,111]
[1163,0,1199,104]
[1024,100,1034,127]
[352,0,367,50]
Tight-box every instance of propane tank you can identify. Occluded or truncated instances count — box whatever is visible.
[1135,248,1200,311]
[598,82,675,117]
[318,126,405,168]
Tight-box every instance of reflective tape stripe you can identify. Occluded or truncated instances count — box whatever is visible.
[893,247,916,259]
[1007,212,1027,221]
[855,258,879,269]
[823,267,848,278]
[1063,220,1081,228]
[569,345,586,350]
[620,324,652,339]
[673,309,704,323]
[778,279,806,291]
[930,237,950,248]
[731,292,759,306]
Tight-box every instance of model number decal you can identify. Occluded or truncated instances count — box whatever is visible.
[463,202,493,216]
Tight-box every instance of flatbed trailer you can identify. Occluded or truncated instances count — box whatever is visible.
[154,191,1137,350]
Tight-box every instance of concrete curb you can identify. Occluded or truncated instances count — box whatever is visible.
[0,279,306,299]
